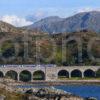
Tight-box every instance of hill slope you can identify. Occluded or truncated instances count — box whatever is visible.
[26,11,100,34]
[0,21,46,35]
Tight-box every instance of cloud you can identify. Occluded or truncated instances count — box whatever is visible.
[77,7,100,13]
[0,15,33,27]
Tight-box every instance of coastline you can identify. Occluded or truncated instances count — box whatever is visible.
[0,79,100,100]
[0,81,85,100]
[8,80,100,86]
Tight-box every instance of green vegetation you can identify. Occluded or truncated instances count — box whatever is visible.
[0,31,99,65]
[58,77,100,80]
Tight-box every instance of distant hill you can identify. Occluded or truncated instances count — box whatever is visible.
[0,21,18,33]
[25,16,64,33]
[0,21,46,35]
[26,11,100,34]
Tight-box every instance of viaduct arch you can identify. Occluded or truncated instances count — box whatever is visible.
[5,70,18,80]
[0,65,99,82]
[71,69,82,78]
[33,70,45,80]
[58,70,69,78]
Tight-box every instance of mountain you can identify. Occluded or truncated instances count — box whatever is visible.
[26,16,64,33]
[26,11,100,34]
[0,21,46,35]
[0,21,18,33]
[1,11,100,35]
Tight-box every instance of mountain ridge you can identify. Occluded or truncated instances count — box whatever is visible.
[0,11,100,35]
[0,20,47,35]
[26,11,100,34]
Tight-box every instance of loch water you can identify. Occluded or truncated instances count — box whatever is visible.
[55,85,100,100]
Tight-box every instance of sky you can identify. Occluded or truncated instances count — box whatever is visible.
[0,0,100,27]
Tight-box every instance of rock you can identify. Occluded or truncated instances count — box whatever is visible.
[0,95,6,100]
[85,97,97,100]
[36,89,46,98]
[25,89,33,94]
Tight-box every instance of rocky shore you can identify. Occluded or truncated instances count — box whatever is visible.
[0,81,84,100]
[25,88,84,100]
[0,79,99,100]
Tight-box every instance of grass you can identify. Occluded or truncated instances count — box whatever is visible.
[58,77,100,80]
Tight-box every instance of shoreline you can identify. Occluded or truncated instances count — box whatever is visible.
[8,80,100,86]
[0,81,85,100]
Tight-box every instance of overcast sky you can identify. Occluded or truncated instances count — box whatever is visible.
[0,0,100,27]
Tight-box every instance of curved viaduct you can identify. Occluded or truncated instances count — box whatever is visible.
[0,65,100,82]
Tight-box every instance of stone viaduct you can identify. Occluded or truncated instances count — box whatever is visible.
[0,65,100,82]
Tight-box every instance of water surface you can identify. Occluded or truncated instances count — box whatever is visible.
[55,85,100,100]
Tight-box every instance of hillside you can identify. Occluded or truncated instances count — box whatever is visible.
[26,11,100,34]
[0,30,99,65]
[0,21,47,35]
[0,13,99,65]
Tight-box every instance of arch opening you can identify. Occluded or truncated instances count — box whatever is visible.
[19,70,31,82]
[5,70,18,80]
[33,70,45,80]
[58,70,69,79]
[96,69,100,78]
[0,71,4,78]
[71,69,82,78]
[84,69,95,78]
